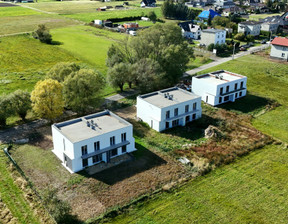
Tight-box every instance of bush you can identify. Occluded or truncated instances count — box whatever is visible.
[234,32,245,41]
[32,24,52,44]
[246,34,254,42]
[207,43,215,51]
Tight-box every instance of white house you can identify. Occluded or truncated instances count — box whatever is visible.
[191,70,247,106]
[270,37,288,61]
[200,29,226,46]
[238,21,262,36]
[136,87,202,132]
[178,22,201,40]
[52,110,136,173]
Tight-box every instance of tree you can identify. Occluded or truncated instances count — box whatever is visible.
[207,14,212,26]
[207,43,215,51]
[246,34,254,42]
[10,90,31,121]
[0,95,13,127]
[147,11,157,23]
[212,16,230,28]
[107,63,130,92]
[63,69,105,113]
[33,24,52,44]
[47,62,80,82]
[234,32,245,41]
[31,79,64,121]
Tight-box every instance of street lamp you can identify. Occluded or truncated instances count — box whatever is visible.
[232,42,236,60]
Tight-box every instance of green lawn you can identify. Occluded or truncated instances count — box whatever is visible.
[0,149,42,224]
[64,8,162,23]
[187,56,213,70]
[0,5,41,17]
[248,13,282,21]
[0,34,81,94]
[109,144,288,223]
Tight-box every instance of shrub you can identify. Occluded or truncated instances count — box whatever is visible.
[207,43,215,51]
[234,33,245,41]
[32,24,52,44]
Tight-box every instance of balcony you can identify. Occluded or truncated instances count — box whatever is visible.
[220,87,246,96]
[165,109,200,121]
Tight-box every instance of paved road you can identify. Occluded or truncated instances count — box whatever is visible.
[184,44,270,76]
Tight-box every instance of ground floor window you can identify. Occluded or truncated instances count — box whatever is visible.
[235,93,238,98]
[192,114,196,120]
[92,154,102,163]
[185,116,190,122]
[82,158,88,167]
[165,122,169,129]
[172,119,179,127]
[122,145,127,153]
[239,91,242,97]
[111,148,118,157]
[219,97,222,103]
[224,96,229,101]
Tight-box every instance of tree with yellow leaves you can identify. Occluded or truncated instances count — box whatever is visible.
[31,79,64,121]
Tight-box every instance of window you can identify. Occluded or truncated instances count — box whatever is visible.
[193,102,197,110]
[82,159,88,167]
[172,119,179,127]
[185,116,190,122]
[192,114,196,120]
[92,154,102,163]
[224,96,229,101]
[220,87,223,94]
[166,110,170,119]
[240,81,243,88]
[94,141,100,151]
[234,83,238,90]
[110,136,115,145]
[219,97,222,103]
[235,93,238,98]
[81,145,87,155]
[111,148,118,157]
[174,108,178,116]
[282,53,285,57]
[239,91,242,97]
[122,145,127,153]
[185,105,189,113]
[121,133,126,142]
[165,122,169,129]
[226,85,230,93]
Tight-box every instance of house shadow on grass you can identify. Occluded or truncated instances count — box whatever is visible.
[218,93,273,114]
[85,143,167,185]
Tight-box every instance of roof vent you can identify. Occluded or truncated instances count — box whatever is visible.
[219,75,223,80]
[91,120,94,125]
[164,93,168,98]
[91,125,96,130]
[169,94,174,100]
[86,121,90,127]
[215,74,220,79]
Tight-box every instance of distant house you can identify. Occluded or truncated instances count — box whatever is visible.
[238,21,262,36]
[270,37,288,61]
[137,87,202,132]
[214,0,235,9]
[260,12,288,33]
[123,23,139,29]
[52,110,136,173]
[198,9,221,20]
[178,22,201,40]
[223,6,246,16]
[140,0,156,7]
[200,28,226,46]
[192,70,247,106]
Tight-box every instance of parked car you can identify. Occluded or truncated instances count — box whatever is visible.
[261,39,267,44]
[240,47,247,51]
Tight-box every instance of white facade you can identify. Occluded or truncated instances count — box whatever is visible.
[238,21,262,36]
[137,87,202,132]
[261,22,278,32]
[200,29,226,46]
[181,24,201,40]
[270,40,288,61]
[52,110,136,173]
[191,70,247,106]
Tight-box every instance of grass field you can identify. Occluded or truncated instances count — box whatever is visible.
[248,13,282,21]
[64,8,162,23]
[110,144,288,223]
[0,34,81,94]
[0,5,41,17]
[0,149,41,224]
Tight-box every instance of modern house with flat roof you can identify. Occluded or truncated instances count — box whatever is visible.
[191,70,247,106]
[136,87,202,132]
[52,110,136,173]
[270,37,288,61]
[200,29,226,46]
[238,21,262,36]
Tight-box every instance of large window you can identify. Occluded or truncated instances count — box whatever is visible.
[185,105,189,113]
[122,145,127,153]
[121,133,126,142]
[94,141,100,151]
[240,81,243,88]
[234,83,238,90]
[224,96,229,101]
[220,87,223,95]
[82,159,88,167]
[193,102,197,110]
[226,85,230,93]
[110,136,115,145]
[172,119,179,127]
[239,91,242,97]
[166,110,170,119]
[192,114,196,120]
[111,148,118,157]
[219,97,222,103]
[92,155,102,163]
[81,145,87,155]
[174,108,178,116]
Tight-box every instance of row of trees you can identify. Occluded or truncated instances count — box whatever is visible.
[0,90,31,126]
[107,23,193,93]
[161,0,199,20]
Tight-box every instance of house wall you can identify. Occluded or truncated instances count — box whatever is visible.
[200,30,226,46]
[52,124,136,173]
[192,75,247,106]
[238,23,261,36]
[270,45,288,60]
[261,23,278,32]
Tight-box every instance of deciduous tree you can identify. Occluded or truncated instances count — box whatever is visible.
[0,95,13,127]
[33,24,52,44]
[107,63,130,92]
[10,90,31,121]
[31,79,64,121]
[47,62,80,82]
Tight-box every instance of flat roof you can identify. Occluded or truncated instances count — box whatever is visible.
[138,87,200,108]
[194,70,246,85]
[53,110,130,143]
[202,28,225,33]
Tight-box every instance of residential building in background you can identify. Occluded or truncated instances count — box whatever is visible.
[52,110,136,173]
[191,70,247,106]
[178,22,201,40]
[270,37,288,61]
[137,87,202,132]
[238,21,262,36]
